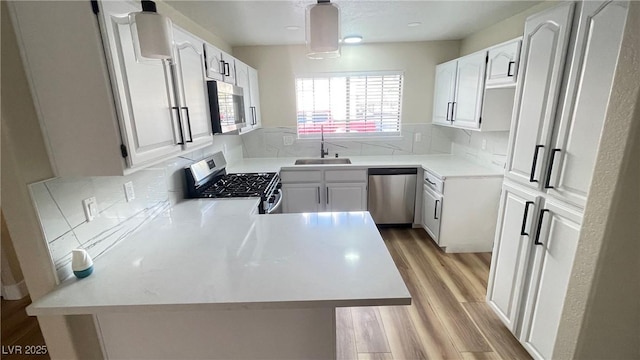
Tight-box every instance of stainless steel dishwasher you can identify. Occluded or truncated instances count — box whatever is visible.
[367,168,417,225]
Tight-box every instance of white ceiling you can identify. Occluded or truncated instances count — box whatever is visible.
[165,0,541,47]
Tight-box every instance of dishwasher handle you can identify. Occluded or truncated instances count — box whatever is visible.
[368,168,418,176]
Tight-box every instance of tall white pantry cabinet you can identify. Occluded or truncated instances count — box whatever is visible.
[486,2,629,360]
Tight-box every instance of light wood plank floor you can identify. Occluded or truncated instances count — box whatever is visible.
[337,227,531,360]
[1,296,49,360]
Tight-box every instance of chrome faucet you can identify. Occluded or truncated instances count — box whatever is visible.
[320,125,329,158]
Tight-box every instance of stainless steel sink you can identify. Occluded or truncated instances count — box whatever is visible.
[294,158,352,165]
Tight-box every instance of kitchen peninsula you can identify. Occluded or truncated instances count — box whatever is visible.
[27,199,411,359]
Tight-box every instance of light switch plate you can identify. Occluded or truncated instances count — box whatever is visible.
[481,139,487,150]
[82,197,98,222]
[124,181,135,202]
[283,135,294,146]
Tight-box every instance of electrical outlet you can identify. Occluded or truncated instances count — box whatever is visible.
[414,133,422,142]
[283,135,294,146]
[124,181,135,202]
[82,197,98,222]
[481,139,487,150]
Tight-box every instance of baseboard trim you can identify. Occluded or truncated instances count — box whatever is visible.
[2,279,29,300]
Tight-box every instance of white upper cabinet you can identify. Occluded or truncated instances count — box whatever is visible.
[204,43,236,84]
[486,39,522,88]
[8,1,135,175]
[452,51,487,129]
[248,67,262,129]
[505,2,575,189]
[172,27,213,149]
[235,60,254,133]
[432,60,458,126]
[432,48,514,132]
[236,60,262,133]
[545,1,629,208]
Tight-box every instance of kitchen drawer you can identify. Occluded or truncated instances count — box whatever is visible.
[424,171,444,193]
[325,169,367,183]
[280,170,322,183]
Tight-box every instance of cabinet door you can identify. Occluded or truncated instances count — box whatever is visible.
[546,1,628,208]
[519,199,582,360]
[204,43,224,82]
[282,184,323,213]
[173,27,213,149]
[432,60,457,125]
[452,51,487,129]
[486,40,521,88]
[235,60,254,133]
[222,54,237,85]
[326,184,367,212]
[486,183,539,333]
[248,67,262,129]
[421,186,442,244]
[100,1,182,167]
[505,3,575,189]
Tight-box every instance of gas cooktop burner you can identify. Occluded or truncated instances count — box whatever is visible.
[202,173,276,198]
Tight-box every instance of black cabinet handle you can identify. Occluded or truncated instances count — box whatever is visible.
[534,209,549,246]
[446,102,451,121]
[181,107,193,143]
[520,201,535,236]
[434,200,439,220]
[317,187,320,204]
[219,60,225,75]
[507,61,515,77]
[544,148,561,189]
[250,106,257,125]
[224,62,231,77]
[326,187,329,204]
[530,145,544,182]
[425,178,436,186]
[171,106,185,145]
[450,102,456,122]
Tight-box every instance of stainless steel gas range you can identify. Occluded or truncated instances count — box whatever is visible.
[184,152,282,214]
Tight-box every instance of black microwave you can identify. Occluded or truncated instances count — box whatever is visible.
[207,80,246,134]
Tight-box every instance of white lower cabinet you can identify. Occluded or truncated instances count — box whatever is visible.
[420,172,502,253]
[326,184,367,212]
[488,182,582,360]
[421,186,442,244]
[281,183,322,213]
[486,183,539,332]
[519,198,582,360]
[281,169,367,213]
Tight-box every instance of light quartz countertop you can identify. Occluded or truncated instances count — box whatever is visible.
[27,199,411,316]
[226,154,504,179]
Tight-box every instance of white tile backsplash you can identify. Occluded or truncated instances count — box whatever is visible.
[30,136,244,281]
[241,123,453,158]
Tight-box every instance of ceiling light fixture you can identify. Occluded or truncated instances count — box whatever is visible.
[343,36,363,44]
[407,22,422,27]
[306,0,340,59]
[130,0,173,60]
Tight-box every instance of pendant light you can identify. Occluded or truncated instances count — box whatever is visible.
[130,0,173,60]
[306,0,340,59]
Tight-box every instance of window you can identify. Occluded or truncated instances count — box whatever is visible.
[295,71,403,138]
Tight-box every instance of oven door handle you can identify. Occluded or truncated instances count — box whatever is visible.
[266,189,283,214]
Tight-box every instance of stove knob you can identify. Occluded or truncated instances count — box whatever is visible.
[276,183,282,189]
[269,195,276,203]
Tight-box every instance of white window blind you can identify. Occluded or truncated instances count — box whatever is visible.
[295,72,403,137]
